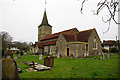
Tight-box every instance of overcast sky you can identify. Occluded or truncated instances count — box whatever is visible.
[0,0,118,43]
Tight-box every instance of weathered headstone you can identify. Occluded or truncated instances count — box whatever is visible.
[107,53,110,59]
[102,53,105,59]
[24,53,27,55]
[57,53,60,58]
[39,54,43,60]
[14,57,18,60]
[4,50,13,59]
[44,56,54,67]
[0,58,19,79]
[6,55,11,59]
[20,51,23,56]
[17,54,20,59]
[26,68,37,72]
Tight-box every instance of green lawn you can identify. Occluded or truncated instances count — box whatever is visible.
[14,54,119,78]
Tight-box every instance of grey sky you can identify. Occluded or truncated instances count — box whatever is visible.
[0,0,118,43]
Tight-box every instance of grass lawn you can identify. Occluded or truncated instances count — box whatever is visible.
[14,54,119,78]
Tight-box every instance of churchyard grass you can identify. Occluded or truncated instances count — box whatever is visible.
[13,53,119,78]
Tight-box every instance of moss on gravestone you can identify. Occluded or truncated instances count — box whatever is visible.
[4,50,13,59]
[0,58,19,79]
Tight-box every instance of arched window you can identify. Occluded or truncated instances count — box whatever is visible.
[93,38,97,50]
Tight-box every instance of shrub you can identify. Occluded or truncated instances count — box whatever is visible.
[26,52,33,55]
[102,48,108,53]
[110,47,118,53]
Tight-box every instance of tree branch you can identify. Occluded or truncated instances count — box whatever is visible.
[80,0,120,24]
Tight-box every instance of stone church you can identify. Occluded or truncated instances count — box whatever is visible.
[30,10,102,58]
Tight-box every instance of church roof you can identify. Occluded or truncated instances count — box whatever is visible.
[76,28,95,42]
[62,34,76,42]
[40,28,78,41]
[40,40,57,46]
[62,28,95,42]
[38,10,52,28]
[38,28,95,47]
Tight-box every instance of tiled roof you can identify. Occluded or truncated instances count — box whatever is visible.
[62,34,76,42]
[38,28,96,47]
[102,40,117,46]
[62,28,95,42]
[40,28,77,41]
[77,28,95,42]
[39,40,57,46]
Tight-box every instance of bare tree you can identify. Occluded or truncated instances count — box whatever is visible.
[79,0,119,25]
[0,31,12,50]
[12,41,30,51]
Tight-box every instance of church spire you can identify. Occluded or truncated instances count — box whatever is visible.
[38,0,52,28]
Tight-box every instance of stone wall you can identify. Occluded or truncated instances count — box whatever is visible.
[68,43,76,57]
[67,43,86,58]
[44,45,56,55]
[38,25,52,42]
[56,34,67,57]
[88,30,102,56]
[50,45,56,54]
[44,46,49,54]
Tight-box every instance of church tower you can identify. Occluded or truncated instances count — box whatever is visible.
[38,10,52,42]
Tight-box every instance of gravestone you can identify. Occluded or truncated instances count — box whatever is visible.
[44,56,54,67]
[0,58,19,79]
[6,55,11,59]
[17,54,20,59]
[39,54,43,60]
[24,53,27,55]
[4,50,13,59]
[102,53,105,59]
[107,54,110,59]
[57,53,60,58]
[14,57,18,60]
[20,51,23,56]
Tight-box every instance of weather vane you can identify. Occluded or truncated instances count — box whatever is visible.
[44,0,47,10]
[45,0,47,5]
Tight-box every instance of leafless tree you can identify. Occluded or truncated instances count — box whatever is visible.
[0,31,12,50]
[80,0,119,25]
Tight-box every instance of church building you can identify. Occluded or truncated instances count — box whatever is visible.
[30,10,102,58]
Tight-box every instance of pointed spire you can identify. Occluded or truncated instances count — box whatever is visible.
[38,10,52,28]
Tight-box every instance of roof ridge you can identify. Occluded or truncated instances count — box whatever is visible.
[79,28,95,33]
[40,28,77,41]
[53,27,77,34]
